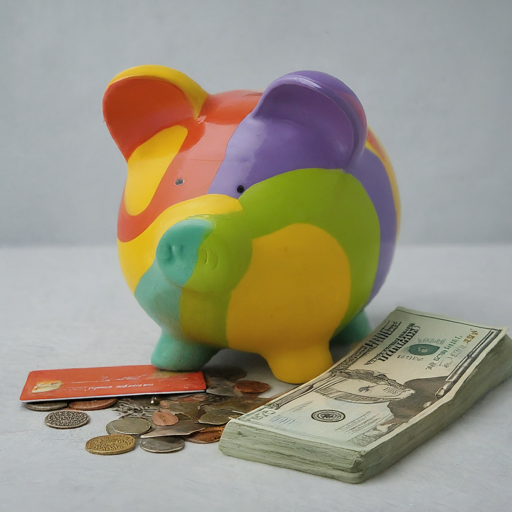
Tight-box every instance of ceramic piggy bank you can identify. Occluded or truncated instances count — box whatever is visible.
[103,66,400,383]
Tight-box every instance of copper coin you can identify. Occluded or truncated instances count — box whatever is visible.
[179,393,208,403]
[44,410,89,429]
[152,410,179,426]
[25,401,68,411]
[234,380,270,395]
[69,398,118,411]
[86,434,135,455]
[186,425,225,444]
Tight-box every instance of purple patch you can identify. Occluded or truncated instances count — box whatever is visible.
[347,149,397,302]
[208,71,367,197]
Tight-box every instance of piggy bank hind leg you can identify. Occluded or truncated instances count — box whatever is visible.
[262,343,334,384]
[151,331,219,371]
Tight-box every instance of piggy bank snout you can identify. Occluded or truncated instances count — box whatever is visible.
[156,216,251,293]
[156,218,214,289]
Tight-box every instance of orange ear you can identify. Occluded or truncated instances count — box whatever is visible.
[103,66,207,160]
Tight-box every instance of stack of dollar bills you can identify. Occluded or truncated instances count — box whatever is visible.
[219,307,512,483]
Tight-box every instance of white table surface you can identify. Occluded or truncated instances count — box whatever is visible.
[1,244,511,512]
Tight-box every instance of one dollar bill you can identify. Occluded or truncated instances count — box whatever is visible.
[219,308,512,482]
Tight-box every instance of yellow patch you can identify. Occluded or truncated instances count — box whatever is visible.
[226,223,351,382]
[118,194,243,293]
[124,126,188,216]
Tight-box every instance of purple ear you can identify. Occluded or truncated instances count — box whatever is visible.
[208,71,368,198]
[253,71,367,168]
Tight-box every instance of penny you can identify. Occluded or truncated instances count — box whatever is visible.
[141,420,206,438]
[203,366,247,382]
[44,410,89,429]
[25,401,67,412]
[69,398,118,411]
[140,437,185,453]
[152,411,179,426]
[109,417,152,435]
[85,434,135,455]
[234,380,270,395]
[186,425,225,444]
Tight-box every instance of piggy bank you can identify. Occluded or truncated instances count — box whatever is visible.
[103,66,400,384]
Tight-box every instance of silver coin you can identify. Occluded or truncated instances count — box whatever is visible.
[105,421,117,435]
[141,420,205,438]
[44,410,89,429]
[198,408,241,426]
[140,437,185,453]
[160,401,203,419]
[206,385,243,397]
[109,417,152,435]
[25,401,68,412]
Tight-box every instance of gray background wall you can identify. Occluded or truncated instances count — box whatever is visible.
[1,0,510,246]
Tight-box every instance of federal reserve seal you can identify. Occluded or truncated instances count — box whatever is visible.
[311,410,345,422]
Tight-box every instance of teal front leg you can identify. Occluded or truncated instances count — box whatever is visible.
[330,310,372,346]
[151,331,218,371]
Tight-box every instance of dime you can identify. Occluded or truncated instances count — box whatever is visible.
[85,434,135,455]
[69,398,118,411]
[234,380,270,395]
[152,411,179,426]
[44,410,89,429]
[186,425,225,444]
[25,401,67,412]
[203,366,247,382]
[109,417,152,435]
[141,420,206,438]
[140,437,185,453]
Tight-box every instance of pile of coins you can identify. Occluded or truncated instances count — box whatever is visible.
[24,367,277,456]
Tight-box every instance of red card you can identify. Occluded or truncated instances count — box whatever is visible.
[20,365,205,402]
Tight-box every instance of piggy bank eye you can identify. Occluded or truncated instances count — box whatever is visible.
[237,185,245,194]
[175,179,184,186]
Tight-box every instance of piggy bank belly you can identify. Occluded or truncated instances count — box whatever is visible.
[227,223,352,383]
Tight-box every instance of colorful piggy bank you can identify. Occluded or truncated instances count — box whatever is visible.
[103,66,400,383]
